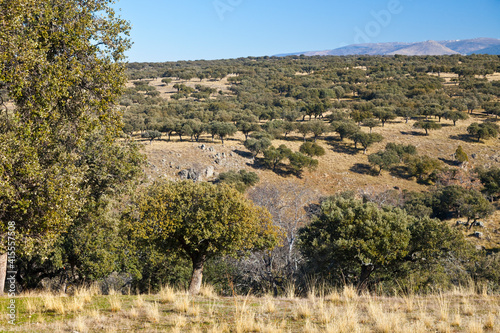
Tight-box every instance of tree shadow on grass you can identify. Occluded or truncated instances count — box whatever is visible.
[389,166,413,180]
[439,157,460,167]
[233,149,254,159]
[400,131,427,136]
[326,140,359,155]
[246,158,296,178]
[350,163,377,176]
[449,134,477,143]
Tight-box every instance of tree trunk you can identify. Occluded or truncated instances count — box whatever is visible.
[0,252,7,295]
[357,263,375,293]
[189,254,206,295]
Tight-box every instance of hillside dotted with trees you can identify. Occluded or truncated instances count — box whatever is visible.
[1,0,500,331]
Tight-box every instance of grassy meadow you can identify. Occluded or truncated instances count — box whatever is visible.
[1,284,500,332]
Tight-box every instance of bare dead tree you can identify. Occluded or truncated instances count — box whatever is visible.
[233,181,319,295]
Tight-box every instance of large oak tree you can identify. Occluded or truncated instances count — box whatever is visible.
[127,181,280,295]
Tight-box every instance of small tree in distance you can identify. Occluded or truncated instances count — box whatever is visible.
[299,142,326,157]
[368,150,399,175]
[467,122,499,142]
[455,146,469,165]
[141,130,162,144]
[413,120,442,135]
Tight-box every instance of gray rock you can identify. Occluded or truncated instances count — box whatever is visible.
[178,168,202,181]
[178,169,189,179]
[473,221,485,228]
[200,144,206,150]
[208,147,214,152]
[474,231,483,239]
[205,166,215,178]
[471,153,477,159]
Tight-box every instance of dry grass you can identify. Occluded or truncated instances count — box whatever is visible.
[158,284,176,304]
[108,293,122,312]
[3,285,500,332]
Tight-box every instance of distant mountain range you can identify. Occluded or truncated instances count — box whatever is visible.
[275,38,500,57]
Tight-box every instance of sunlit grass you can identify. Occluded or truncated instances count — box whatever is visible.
[1,284,499,332]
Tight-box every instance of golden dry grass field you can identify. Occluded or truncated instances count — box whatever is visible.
[1,284,500,332]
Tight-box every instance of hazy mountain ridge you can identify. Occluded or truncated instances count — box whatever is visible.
[276,38,500,57]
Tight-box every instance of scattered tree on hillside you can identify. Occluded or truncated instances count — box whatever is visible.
[413,120,442,135]
[361,118,381,133]
[218,169,260,193]
[299,142,326,157]
[444,110,469,126]
[244,136,272,157]
[455,145,469,164]
[477,167,500,201]
[467,122,499,142]
[263,145,293,171]
[141,130,162,144]
[368,150,400,175]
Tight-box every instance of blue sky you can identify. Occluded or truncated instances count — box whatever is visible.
[113,0,500,62]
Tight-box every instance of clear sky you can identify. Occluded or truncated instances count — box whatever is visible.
[113,0,500,62]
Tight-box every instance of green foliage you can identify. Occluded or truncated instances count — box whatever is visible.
[404,155,442,183]
[308,120,330,141]
[402,191,434,218]
[210,121,237,144]
[141,130,162,143]
[455,145,469,163]
[385,143,418,162]
[477,167,500,200]
[368,150,400,175]
[237,121,261,140]
[296,122,312,141]
[443,110,469,126]
[413,120,442,135]
[173,83,194,93]
[263,145,292,171]
[262,120,286,139]
[395,107,415,123]
[482,101,500,117]
[299,194,475,292]
[431,186,494,223]
[288,152,318,176]
[299,195,412,290]
[0,0,131,255]
[126,181,279,294]
[244,136,272,157]
[218,169,260,193]
[372,108,396,126]
[361,118,381,132]
[299,142,326,157]
[467,122,499,142]
[351,132,384,154]
[333,121,359,141]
